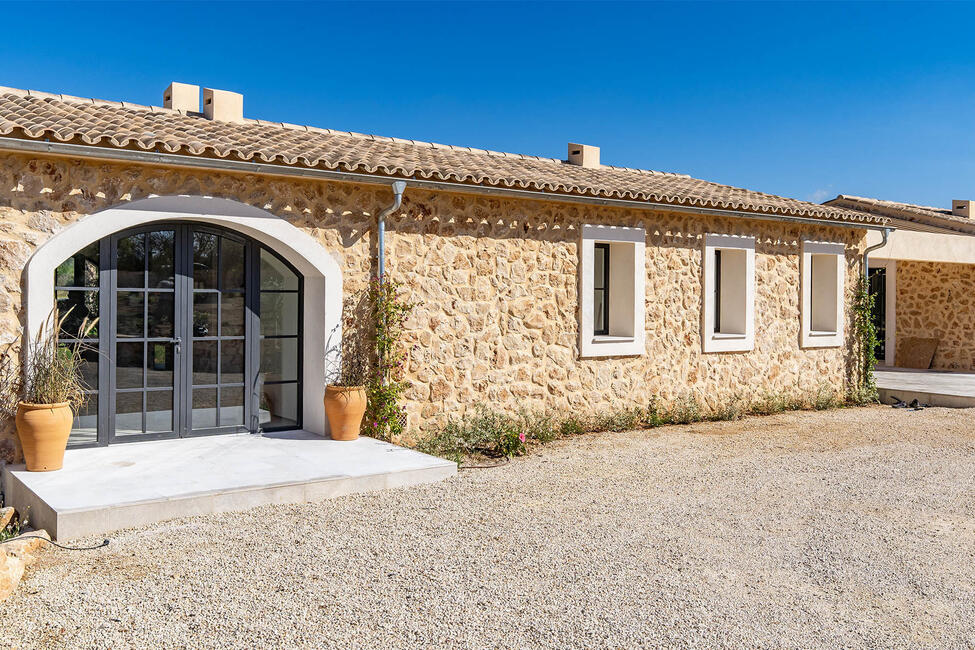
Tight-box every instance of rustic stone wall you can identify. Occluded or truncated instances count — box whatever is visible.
[896,260,975,370]
[0,153,864,461]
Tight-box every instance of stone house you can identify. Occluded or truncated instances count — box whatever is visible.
[825,195,975,371]
[0,83,889,462]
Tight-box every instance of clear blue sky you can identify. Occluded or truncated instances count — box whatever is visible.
[2,1,974,207]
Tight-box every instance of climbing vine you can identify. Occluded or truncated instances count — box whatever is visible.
[850,274,879,403]
[365,278,415,441]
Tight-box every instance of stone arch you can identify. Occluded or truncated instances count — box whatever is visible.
[24,195,343,436]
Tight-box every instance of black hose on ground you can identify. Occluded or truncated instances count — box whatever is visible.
[0,535,109,551]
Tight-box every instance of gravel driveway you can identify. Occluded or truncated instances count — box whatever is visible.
[2,406,974,649]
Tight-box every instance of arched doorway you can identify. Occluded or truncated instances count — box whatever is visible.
[25,196,343,445]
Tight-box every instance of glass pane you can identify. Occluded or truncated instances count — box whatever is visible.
[594,290,605,333]
[221,292,245,336]
[148,230,175,288]
[68,395,98,446]
[145,390,173,433]
[221,239,246,290]
[261,337,298,383]
[115,391,143,435]
[117,291,144,338]
[260,292,299,336]
[117,233,145,288]
[220,386,245,426]
[56,290,99,339]
[594,246,606,289]
[192,388,218,428]
[261,250,298,290]
[193,232,218,289]
[221,340,244,383]
[116,342,144,389]
[260,382,298,429]
[77,346,99,390]
[192,341,218,385]
[147,293,175,338]
[56,242,99,288]
[193,293,218,337]
[147,343,174,388]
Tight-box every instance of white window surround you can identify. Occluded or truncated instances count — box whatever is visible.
[868,258,896,366]
[23,195,343,437]
[578,224,645,358]
[702,234,755,353]
[800,240,846,349]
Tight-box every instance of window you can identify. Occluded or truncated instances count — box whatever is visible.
[593,244,609,336]
[579,225,645,357]
[801,241,845,348]
[702,234,755,353]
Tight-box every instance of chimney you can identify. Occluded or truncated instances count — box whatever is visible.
[567,142,600,168]
[163,82,199,113]
[952,200,974,218]
[203,87,244,123]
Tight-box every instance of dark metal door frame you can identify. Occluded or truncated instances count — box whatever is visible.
[71,221,303,447]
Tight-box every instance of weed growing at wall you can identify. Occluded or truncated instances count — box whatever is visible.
[414,383,852,464]
[365,278,416,441]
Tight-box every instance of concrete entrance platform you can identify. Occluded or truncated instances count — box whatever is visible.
[875,367,975,408]
[1,432,456,540]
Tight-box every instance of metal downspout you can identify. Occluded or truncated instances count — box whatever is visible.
[378,181,407,281]
[863,227,892,283]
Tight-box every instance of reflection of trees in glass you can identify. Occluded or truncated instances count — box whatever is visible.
[148,230,175,287]
[193,232,217,289]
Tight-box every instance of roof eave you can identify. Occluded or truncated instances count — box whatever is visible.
[0,134,887,231]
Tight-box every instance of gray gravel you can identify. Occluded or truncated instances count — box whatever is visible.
[2,406,975,649]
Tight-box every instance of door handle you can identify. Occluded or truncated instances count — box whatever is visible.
[174,336,182,355]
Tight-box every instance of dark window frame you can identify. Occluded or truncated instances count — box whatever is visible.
[714,249,722,333]
[593,243,610,336]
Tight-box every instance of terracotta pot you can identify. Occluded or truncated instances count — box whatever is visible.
[15,402,72,472]
[324,386,366,441]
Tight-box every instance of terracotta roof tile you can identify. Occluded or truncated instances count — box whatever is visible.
[0,87,883,226]
[825,195,975,235]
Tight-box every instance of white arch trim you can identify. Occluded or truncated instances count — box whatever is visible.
[25,195,343,436]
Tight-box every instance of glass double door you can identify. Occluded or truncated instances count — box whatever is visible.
[110,225,254,442]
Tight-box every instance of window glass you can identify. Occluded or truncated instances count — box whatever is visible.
[55,242,99,288]
[261,250,299,290]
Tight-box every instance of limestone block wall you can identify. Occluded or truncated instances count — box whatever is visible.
[896,260,975,370]
[0,153,864,461]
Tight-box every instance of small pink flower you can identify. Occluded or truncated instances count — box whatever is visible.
[518,432,526,443]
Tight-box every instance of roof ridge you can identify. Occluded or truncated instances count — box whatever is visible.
[834,194,951,214]
[0,84,688,177]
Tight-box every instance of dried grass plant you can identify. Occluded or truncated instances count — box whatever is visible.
[0,309,96,419]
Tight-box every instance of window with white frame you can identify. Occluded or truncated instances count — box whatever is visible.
[579,225,645,357]
[702,234,755,353]
[801,241,845,348]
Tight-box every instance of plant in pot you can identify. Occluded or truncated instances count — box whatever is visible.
[0,310,94,471]
[323,306,370,441]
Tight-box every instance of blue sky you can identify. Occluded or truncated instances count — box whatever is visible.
[2,1,974,207]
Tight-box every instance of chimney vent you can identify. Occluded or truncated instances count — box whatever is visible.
[952,200,974,218]
[567,143,600,168]
[203,87,244,123]
[163,82,199,113]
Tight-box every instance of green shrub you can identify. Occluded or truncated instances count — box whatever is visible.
[813,383,842,410]
[559,417,586,437]
[668,393,704,424]
[518,409,560,443]
[708,393,747,422]
[595,407,642,432]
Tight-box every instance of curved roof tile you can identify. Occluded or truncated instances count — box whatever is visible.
[0,87,882,226]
